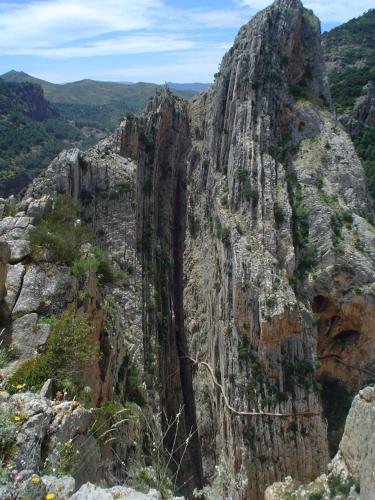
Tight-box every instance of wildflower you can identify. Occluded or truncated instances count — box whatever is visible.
[13,415,21,423]
[46,494,56,500]
[16,384,25,391]
[31,475,41,484]
[56,484,63,491]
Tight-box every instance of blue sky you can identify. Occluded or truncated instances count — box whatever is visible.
[0,0,372,83]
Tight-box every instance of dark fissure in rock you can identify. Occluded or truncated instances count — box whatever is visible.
[129,92,203,496]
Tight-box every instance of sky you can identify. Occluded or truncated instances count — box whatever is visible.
[0,0,372,84]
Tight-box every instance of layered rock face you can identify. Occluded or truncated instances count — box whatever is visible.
[120,0,375,497]
[265,386,375,499]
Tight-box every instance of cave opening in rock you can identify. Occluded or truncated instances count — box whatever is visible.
[313,295,363,456]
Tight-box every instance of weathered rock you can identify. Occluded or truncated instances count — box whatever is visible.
[41,475,76,498]
[330,386,375,499]
[70,482,161,500]
[40,378,54,399]
[265,386,375,499]
[10,313,50,357]
[1,392,102,485]
[5,263,25,312]
[12,264,76,315]
[0,240,10,302]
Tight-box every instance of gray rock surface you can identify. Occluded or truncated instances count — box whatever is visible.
[265,386,375,499]
[330,386,375,499]
[10,313,50,357]
[71,483,161,500]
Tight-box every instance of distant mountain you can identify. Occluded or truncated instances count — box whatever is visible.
[0,80,102,197]
[323,9,375,200]
[0,72,206,197]
[0,71,202,130]
[167,82,210,92]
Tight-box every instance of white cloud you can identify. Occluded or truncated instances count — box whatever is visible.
[0,0,162,52]
[102,45,230,83]
[235,0,375,23]
[0,0,247,58]
[1,33,198,58]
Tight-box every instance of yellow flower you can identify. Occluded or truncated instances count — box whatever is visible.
[56,484,63,491]
[46,494,56,500]
[13,415,21,423]
[16,384,25,390]
[31,475,41,484]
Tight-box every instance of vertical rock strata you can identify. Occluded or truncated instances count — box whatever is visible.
[120,0,375,497]
[120,92,204,495]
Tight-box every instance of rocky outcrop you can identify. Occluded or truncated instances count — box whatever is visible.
[116,0,375,498]
[0,390,101,495]
[265,385,375,499]
[0,240,10,330]
[330,386,375,499]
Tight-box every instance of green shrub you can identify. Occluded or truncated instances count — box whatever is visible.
[328,475,359,496]
[92,247,127,286]
[29,195,93,264]
[308,492,324,500]
[311,313,320,325]
[0,348,12,369]
[291,186,309,248]
[237,168,248,180]
[8,307,99,396]
[243,186,257,201]
[315,175,324,190]
[273,202,285,228]
[71,256,99,278]
[91,400,133,443]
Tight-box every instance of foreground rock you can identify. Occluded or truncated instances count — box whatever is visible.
[265,386,375,499]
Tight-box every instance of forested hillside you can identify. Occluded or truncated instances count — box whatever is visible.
[323,10,375,200]
[0,81,101,197]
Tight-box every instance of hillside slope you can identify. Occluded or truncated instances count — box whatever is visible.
[323,10,375,201]
[1,71,200,130]
[0,80,101,197]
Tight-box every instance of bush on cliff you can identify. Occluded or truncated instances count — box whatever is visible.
[29,194,93,265]
[8,307,99,397]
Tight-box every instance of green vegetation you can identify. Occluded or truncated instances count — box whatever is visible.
[7,307,99,399]
[273,202,285,228]
[328,475,360,496]
[29,195,93,265]
[329,67,375,113]
[330,208,353,250]
[323,10,375,200]
[288,84,323,107]
[0,405,17,461]
[291,185,309,248]
[91,400,141,444]
[0,348,11,369]
[0,72,201,196]
[353,125,375,200]
[71,256,99,278]
[0,80,96,197]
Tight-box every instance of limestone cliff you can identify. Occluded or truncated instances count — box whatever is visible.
[119,0,375,497]
[265,386,375,499]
